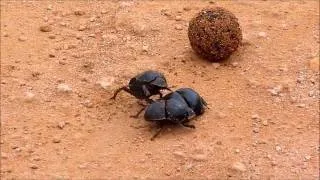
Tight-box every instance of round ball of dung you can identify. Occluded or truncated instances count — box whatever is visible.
[188,7,242,61]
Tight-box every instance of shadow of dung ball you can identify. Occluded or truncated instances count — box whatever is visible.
[188,7,242,61]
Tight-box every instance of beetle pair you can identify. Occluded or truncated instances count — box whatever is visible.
[111,70,207,140]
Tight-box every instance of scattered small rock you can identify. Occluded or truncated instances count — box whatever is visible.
[49,50,56,58]
[74,10,85,16]
[251,114,260,120]
[101,9,107,14]
[142,45,149,52]
[191,154,207,161]
[82,99,94,108]
[57,83,72,93]
[175,15,182,21]
[258,31,267,38]
[175,24,183,30]
[78,163,87,169]
[89,16,96,22]
[78,25,86,31]
[304,155,311,161]
[24,92,35,102]
[30,164,38,169]
[173,151,186,158]
[253,128,259,133]
[3,32,9,37]
[183,7,191,11]
[275,145,282,152]
[47,4,53,10]
[48,34,56,39]
[215,111,226,119]
[262,120,268,126]
[232,162,246,172]
[212,63,220,69]
[231,62,239,67]
[96,77,114,90]
[235,149,240,153]
[18,36,27,41]
[52,137,61,143]
[39,25,52,32]
[57,121,66,129]
[268,85,282,96]
[1,153,8,159]
[309,56,319,71]
[296,103,306,108]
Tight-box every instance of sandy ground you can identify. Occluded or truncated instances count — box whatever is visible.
[1,0,319,179]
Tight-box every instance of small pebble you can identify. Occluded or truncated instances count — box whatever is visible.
[275,145,282,152]
[216,112,226,119]
[3,32,8,37]
[262,120,268,126]
[296,104,306,108]
[183,7,191,11]
[258,31,267,38]
[57,121,66,129]
[57,83,72,93]
[47,4,53,10]
[78,163,87,169]
[18,36,27,41]
[74,10,85,16]
[212,63,220,69]
[24,92,35,102]
[175,15,182,21]
[304,155,311,161]
[232,162,246,172]
[39,25,52,32]
[235,149,240,153]
[175,24,183,30]
[49,51,56,58]
[52,137,61,143]
[96,77,114,90]
[30,164,38,169]
[231,62,239,67]
[142,45,149,52]
[268,85,282,96]
[191,154,207,161]
[78,25,86,31]
[173,151,186,158]
[251,114,260,120]
[101,9,107,14]
[309,56,319,71]
[48,34,56,39]
[1,153,8,159]
[82,99,94,108]
[253,128,259,133]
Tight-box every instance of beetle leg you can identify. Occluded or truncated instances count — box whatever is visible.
[110,86,131,100]
[181,122,196,129]
[150,123,164,141]
[130,107,146,118]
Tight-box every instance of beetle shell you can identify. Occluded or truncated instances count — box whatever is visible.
[128,70,168,99]
[176,88,207,115]
[144,100,166,121]
[144,92,195,124]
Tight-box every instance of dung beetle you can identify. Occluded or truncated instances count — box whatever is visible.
[110,70,170,101]
[139,88,207,140]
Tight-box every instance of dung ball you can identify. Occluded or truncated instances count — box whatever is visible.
[188,7,242,61]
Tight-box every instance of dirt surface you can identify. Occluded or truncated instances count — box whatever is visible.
[1,1,319,179]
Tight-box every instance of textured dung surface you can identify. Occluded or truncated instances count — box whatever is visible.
[188,7,242,61]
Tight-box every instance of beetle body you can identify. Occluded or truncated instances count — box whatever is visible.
[143,88,207,140]
[111,70,170,100]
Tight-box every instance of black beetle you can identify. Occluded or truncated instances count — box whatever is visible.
[141,88,207,140]
[110,70,170,101]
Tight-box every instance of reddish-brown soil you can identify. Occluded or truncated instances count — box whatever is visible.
[1,1,319,179]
